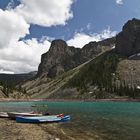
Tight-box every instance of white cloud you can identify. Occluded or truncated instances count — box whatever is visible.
[0,9,29,48]
[67,33,99,48]
[6,0,15,10]
[0,0,74,73]
[0,69,14,74]
[116,0,124,5]
[67,27,117,48]
[0,0,117,74]
[0,9,51,74]
[14,0,74,27]
[0,38,50,73]
[86,23,91,30]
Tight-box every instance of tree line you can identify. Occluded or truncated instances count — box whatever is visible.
[66,51,140,99]
[0,81,27,97]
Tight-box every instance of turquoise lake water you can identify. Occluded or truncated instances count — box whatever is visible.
[0,101,140,140]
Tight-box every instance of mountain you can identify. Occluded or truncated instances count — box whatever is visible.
[37,40,80,78]
[0,71,37,85]
[115,18,140,57]
[37,38,115,78]
[21,19,140,99]
[0,72,37,98]
[21,37,115,98]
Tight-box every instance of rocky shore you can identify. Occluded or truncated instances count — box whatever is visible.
[0,98,140,102]
[0,118,73,140]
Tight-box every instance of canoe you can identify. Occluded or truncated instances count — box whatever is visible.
[7,112,42,119]
[0,112,9,118]
[16,115,70,123]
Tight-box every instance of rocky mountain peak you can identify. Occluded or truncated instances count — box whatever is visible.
[37,38,115,78]
[37,39,80,78]
[115,18,140,56]
[37,37,115,78]
[123,18,140,31]
[49,39,68,54]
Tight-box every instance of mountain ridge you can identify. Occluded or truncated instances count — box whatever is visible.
[37,37,115,78]
[11,19,140,99]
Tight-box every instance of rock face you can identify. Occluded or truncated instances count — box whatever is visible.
[80,37,115,62]
[37,40,80,78]
[37,38,115,78]
[115,18,140,57]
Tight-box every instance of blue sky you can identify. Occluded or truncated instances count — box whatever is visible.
[0,0,140,73]
[0,0,140,40]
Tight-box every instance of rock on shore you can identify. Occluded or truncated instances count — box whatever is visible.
[0,118,72,140]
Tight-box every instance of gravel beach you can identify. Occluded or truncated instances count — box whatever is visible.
[0,118,73,140]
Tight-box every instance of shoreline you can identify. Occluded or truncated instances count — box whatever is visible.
[0,98,140,102]
[0,118,73,140]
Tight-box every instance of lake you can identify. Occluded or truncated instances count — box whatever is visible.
[0,101,140,140]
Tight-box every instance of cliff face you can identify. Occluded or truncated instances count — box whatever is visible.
[80,37,115,62]
[115,18,140,57]
[37,40,80,78]
[37,38,115,78]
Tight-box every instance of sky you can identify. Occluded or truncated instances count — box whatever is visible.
[0,0,140,74]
